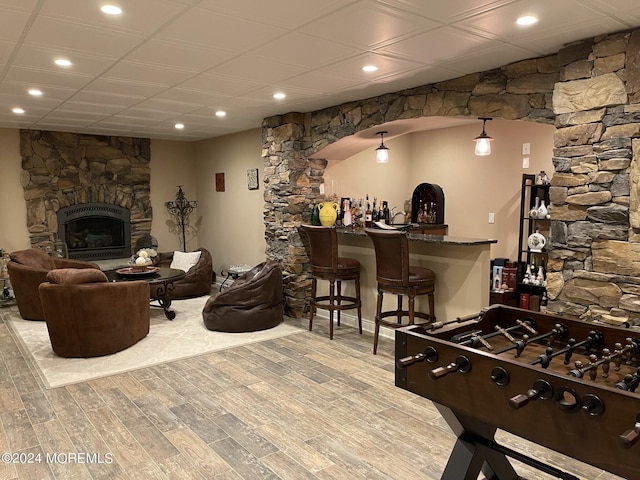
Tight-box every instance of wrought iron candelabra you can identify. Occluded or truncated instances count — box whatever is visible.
[165,186,197,252]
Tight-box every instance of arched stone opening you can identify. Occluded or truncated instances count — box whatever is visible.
[263,29,640,326]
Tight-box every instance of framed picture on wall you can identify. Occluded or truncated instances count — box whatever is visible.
[215,173,225,192]
[247,168,259,190]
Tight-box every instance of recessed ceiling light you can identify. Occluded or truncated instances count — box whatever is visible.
[54,58,72,67]
[101,4,122,15]
[28,88,43,96]
[273,92,286,100]
[362,65,378,73]
[516,15,538,26]
[175,123,185,129]
[12,107,25,114]
[215,110,226,117]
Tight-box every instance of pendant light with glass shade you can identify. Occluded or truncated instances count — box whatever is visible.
[474,117,493,156]
[375,131,389,163]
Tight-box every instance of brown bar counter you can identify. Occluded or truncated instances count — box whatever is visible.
[327,227,497,333]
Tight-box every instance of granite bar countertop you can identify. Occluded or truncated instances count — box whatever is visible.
[336,226,497,246]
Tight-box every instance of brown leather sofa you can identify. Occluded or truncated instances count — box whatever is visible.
[153,248,213,299]
[7,248,99,321]
[202,260,283,332]
[39,268,150,358]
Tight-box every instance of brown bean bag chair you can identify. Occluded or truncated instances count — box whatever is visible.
[202,261,283,332]
[152,248,213,299]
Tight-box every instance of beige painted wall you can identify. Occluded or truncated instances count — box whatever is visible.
[193,128,264,276]
[0,129,29,252]
[150,139,198,253]
[324,119,555,260]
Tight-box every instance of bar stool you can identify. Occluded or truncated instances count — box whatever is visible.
[301,225,362,340]
[365,228,436,354]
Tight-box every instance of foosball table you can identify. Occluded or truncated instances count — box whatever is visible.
[395,304,640,480]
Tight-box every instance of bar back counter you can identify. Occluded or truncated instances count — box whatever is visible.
[327,227,497,335]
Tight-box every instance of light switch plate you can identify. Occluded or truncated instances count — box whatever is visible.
[522,143,531,155]
[523,157,529,168]
[489,212,495,224]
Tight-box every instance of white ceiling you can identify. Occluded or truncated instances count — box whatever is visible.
[0,0,639,142]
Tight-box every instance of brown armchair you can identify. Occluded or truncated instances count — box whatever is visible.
[39,268,150,358]
[153,248,212,299]
[7,248,99,321]
[202,260,283,332]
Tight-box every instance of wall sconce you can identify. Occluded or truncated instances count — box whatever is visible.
[474,117,493,156]
[375,130,389,163]
[165,185,197,252]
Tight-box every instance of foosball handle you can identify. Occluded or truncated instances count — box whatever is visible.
[620,416,640,448]
[429,355,471,380]
[509,379,553,410]
[396,346,439,368]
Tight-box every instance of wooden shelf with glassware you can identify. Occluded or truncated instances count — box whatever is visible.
[517,173,551,311]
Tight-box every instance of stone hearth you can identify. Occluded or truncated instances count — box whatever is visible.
[19,130,152,258]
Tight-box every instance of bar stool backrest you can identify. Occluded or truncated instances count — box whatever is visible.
[365,229,410,288]
[301,225,338,274]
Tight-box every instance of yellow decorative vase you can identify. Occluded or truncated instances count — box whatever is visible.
[318,201,338,226]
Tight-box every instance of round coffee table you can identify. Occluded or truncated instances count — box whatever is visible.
[103,267,186,320]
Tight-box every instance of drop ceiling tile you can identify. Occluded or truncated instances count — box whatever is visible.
[456,0,606,40]
[249,32,360,69]
[23,16,145,58]
[5,66,93,89]
[39,0,187,36]
[300,1,440,50]
[57,100,128,115]
[113,108,177,122]
[153,88,231,106]
[82,78,167,98]
[0,0,41,12]
[379,26,492,64]
[155,7,286,52]
[581,0,640,23]
[68,91,145,109]
[132,98,202,115]
[0,9,30,42]
[373,0,520,23]
[125,40,232,71]
[437,43,537,75]
[276,71,364,94]
[33,118,94,129]
[178,73,263,97]
[320,52,424,81]
[0,39,13,65]
[213,55,308,85]
[11,44,117,76]
[0,81,75,101]
[197,0,357,29]
[44,109,110,121]
[103,61,197,87]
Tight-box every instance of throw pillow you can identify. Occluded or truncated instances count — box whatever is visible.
[46,268,107,285]
[170,250,201,273]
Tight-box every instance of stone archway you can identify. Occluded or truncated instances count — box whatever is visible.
[263,29,640,326]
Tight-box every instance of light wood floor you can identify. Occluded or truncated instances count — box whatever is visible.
[0,313,623,480]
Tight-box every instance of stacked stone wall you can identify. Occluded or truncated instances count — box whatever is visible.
[19,130,152,252]
[263,28,640,324]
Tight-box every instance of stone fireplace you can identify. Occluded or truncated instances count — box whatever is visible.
[19,130,152,260]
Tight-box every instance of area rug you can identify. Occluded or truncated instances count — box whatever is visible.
[3,296,304,389]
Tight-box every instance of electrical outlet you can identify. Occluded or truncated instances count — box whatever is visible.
[488,212,495,224]
[522,143,531,155]
[522,157,529,168]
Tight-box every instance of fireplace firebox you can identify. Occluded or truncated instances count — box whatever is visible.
[57,203,131,260]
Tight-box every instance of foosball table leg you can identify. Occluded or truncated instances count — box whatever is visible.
[437,405,519,480]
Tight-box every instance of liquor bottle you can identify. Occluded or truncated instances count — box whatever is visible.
[343,199,352,226]
[311,203,320,226]
[382,201,390,224]
[372,197,379,222]
[365,202,372,227]
[378,204,384,224]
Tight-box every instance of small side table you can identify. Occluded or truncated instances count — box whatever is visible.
[220,265,252,291]
[0,277,16,308]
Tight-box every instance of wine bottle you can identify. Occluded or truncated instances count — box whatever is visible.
[311,203,320,226]
[372,197,379,222]
[382,201,390,224]
[343,199,352,226]
[365,202,372,227]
